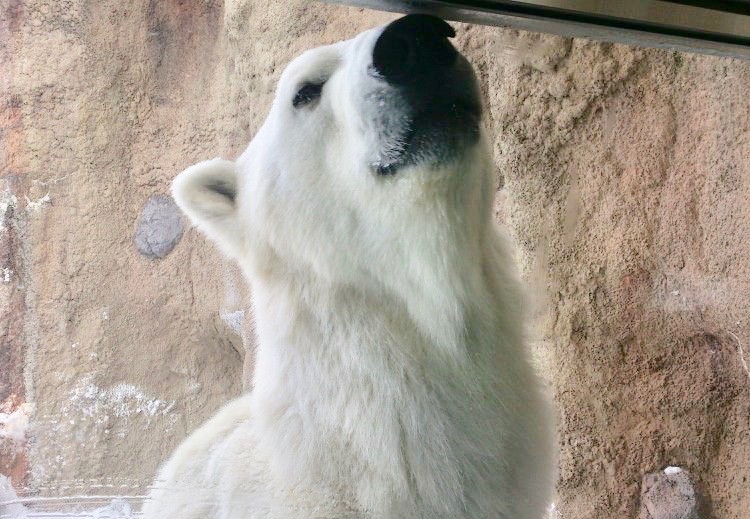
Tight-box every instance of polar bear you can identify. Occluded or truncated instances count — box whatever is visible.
[143,14,555,519]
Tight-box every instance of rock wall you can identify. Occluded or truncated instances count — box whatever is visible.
[1,1,748,517]
[0,0,250,497]
[487,30,750,519]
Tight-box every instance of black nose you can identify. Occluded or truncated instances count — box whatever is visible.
[373,14,458,85]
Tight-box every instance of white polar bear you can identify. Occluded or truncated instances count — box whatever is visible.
[143,14,555,519]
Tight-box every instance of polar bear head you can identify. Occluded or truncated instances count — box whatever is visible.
[173,15,495,328]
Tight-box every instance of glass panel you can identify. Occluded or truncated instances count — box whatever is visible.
[2,2,748,518]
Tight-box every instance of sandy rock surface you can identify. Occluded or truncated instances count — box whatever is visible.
[1,1,748,518]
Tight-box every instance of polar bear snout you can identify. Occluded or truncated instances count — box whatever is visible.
[366,15,483,175]
[372,14,458,85]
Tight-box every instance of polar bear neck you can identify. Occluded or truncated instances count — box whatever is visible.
[246,229,531,516]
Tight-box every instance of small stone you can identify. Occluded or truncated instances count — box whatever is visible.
[134,195,184,259]
[220,309,245,335]
[640,467,705,519]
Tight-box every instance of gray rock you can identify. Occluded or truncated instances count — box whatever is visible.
[134,195,184,259]
[220,309,245,335]
[640,467,705,519]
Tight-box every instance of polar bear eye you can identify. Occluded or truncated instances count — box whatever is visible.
[293,82,325,109]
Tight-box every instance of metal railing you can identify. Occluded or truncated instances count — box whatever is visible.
[321,0,750,59]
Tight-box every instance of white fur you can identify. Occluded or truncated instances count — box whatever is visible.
[143,22,555,519]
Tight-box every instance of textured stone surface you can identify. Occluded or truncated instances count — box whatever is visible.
[134,195,184,259]
[486,30,750,519]
[640,467,703,519]
[0,0,247,495]
[0,1,748,517]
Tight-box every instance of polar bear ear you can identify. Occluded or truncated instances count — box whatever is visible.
[171,158,244,256]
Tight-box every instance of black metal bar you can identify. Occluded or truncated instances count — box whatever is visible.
[320,0,750,60]
[664,1,750,17]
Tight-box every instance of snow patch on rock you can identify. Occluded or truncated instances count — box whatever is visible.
[64,378,175,419]
[0,404,34,446]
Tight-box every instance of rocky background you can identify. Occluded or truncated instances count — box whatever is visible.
[1,1,748,518]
